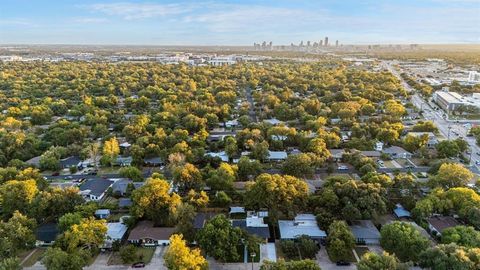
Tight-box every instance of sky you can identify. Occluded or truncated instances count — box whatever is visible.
[0,0,479,45]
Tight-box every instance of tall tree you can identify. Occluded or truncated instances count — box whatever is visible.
[131,177,182,225]
[102,137,120,166]
[326,220,355,262]
[380,221,430,262]
[164,234,208,270]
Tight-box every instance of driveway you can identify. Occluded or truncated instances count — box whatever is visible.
[144,246,167,270]
[260,243,276,263]
[316,248,355,270]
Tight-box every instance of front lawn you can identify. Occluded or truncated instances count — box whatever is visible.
[19,248,46,267]
[108,247,155,265]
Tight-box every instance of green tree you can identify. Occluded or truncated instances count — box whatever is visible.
[237,156,262,181]
[419,243,480,270]
[282,153,314,178]
[175,203,197,243]
[436,140,461,158]
[441,226,480,248]
[380,221,430,262]
[260,259,321,270]
[119,244,138,263]
[197,214,244,262]
[119,166,143,182]
[357,252,403,270]
[326,220,355,262]
[63,217,107,251]
[42,248,88,270]
[58,212,82,232]
[0,257,21,270]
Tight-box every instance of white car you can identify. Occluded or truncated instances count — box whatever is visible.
[337,165,349,170]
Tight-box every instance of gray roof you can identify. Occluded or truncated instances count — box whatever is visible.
[278,214,326,239]
[112,179,144,195]
[118,198,132,208]
[26,156,41,167]
[60,156,82,167]
[193,212,216,229]
[79,179,114,197]
[144,156,164,164]
[382,146,411,155]
[349,220,381,240]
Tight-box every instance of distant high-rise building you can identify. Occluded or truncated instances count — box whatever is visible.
[324,37,329,46]
[335,40,339,47]
[300,41,304,47]
[307,41,311,47]
[313,42,318,47]
[262,41,266,48]
[269,41,272,48]
[319,40,323,46]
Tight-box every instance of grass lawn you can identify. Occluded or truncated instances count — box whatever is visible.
[354,246,370,259]
[108,247,155,265]
[98,167,120,175]
[326,248,357,263]
[22,248,46,267]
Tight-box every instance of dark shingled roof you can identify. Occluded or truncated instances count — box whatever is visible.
[193,212,216,229]
[36,223,59,242]
[232,219,270,239]
[128,221,175,241]
[428,216,460,233]
[79,179,114,197]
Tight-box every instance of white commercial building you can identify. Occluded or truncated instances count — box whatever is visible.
[433,91,480,112]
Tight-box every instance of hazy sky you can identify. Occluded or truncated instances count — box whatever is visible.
[1,0,479,45]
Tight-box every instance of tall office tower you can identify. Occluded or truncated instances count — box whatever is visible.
[335,40,339,47]
[307,41,311,47]
[319,40,323,46]
[313,42,318,47]
[269,41,272,48]
[324,37,329,46]
[262,41,266,48]
[300,41,304,47]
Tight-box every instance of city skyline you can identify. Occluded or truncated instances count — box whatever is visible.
[0,0,479,45]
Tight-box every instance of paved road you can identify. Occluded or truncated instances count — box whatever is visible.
[382,60,480,175]
[245,86,257,122]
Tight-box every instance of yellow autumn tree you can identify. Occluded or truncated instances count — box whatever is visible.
[164,234,208,270]
[102,137,120,166]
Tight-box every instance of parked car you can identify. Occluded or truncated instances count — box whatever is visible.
[51,172,60,176]
[132,262,145,268]
[337,165,348,170]
[336,261,351,266]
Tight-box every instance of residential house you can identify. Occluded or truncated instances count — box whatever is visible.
[205,151,229,162]
[102,222,128,250]
[382,146,412,159]
[59,156,82,169]
[36,223,59,246]
[225,119,239,128]
[114,156,133,167]
[267,151,288,162]
[278,214,327,242]
[264,118,283,126]
[95,209,111,219]
[127,221,175,246]
[349,220,381,245]
[193,212,217,230]
[143,156,164,167]
[26,156,41,167]
[118,198,133,208]
[111,179,144,197]
[393,204,411,219]
[79,179,114,201]
[329,149,346,162]
[232,215,270,241]
[427,216,460,236]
